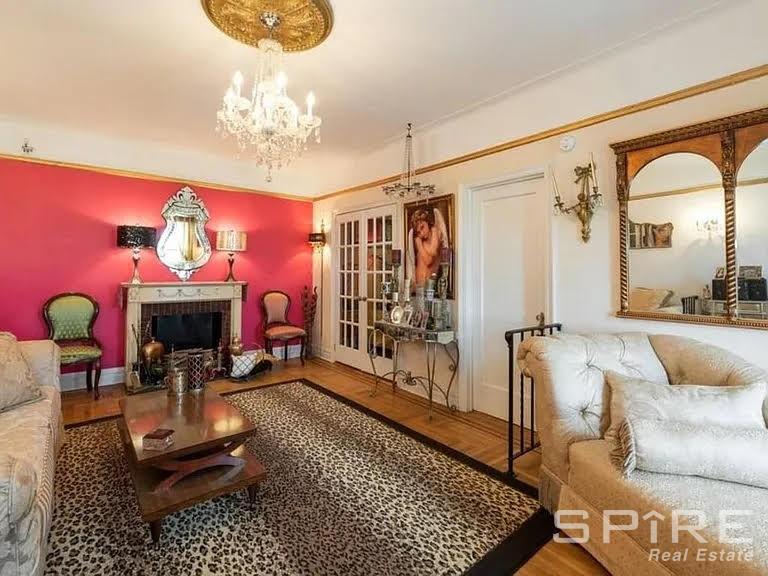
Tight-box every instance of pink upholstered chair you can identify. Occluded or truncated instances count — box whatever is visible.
[261,290,306,364]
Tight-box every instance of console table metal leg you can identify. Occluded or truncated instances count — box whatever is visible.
[425,341,438,421]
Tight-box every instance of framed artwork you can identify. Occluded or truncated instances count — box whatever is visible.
[629,220,674,249]
[739,265,763,279]
[404,194,456,299]
[714,266,726,279]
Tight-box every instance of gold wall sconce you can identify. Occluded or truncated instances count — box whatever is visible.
[552,154,602,242]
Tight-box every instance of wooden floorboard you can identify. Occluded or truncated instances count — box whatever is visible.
[60,358,607,576]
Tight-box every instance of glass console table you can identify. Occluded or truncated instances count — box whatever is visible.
[368,320,459,420]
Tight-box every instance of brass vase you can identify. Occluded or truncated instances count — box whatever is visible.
[141,337,165,371]
[230,336,244,356]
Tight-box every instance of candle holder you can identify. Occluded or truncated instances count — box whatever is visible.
[552,156,602,243]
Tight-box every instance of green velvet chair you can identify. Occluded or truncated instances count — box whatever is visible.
[43,293,103,399]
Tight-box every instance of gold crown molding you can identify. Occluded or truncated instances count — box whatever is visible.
[314,63,768,202]
[0,152,312,203]
[617,310,768,332]
[201,0,333,52]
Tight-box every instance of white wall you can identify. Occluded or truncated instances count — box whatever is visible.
[325,0,768,194]
[315,75,768,415]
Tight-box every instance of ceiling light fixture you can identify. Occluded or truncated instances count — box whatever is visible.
[383,123,435,200]
[215,10,322,182]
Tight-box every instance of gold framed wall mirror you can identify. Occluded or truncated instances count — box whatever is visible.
[611,107,768,330]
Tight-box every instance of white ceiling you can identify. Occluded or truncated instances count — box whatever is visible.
[0,0,729,187]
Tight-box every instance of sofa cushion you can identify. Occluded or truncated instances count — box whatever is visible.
[629,287,674,311]
[615,418,768,489]
[0,385,61,576]
[650,334,768,424]
[0,333,42,413]
[517,332,668,483]
[0,455,37,529]
[568,440,768,576]
[605,372,766,442]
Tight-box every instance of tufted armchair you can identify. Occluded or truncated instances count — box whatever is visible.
[43,293,102,398]
[261,290,306,364]
[517,332,768,576]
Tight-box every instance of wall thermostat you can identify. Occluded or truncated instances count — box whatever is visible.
[559,135,576,152]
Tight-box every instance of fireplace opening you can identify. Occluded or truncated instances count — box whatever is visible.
[152,312,223,352]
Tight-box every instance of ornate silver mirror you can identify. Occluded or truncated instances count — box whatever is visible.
[156,186,212,281]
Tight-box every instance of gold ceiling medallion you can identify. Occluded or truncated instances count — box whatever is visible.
[201,0,333,52]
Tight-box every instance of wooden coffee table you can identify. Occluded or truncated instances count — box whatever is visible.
[117,389,265,543]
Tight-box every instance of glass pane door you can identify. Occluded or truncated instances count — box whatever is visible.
[333,205,398,373]
[366,211,394,360]
[337,216,360,354]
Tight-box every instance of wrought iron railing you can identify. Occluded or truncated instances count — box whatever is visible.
[504,315,562,478]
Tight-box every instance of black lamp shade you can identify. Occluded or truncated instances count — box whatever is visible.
[117,225,156,249]
[308,231,326,246]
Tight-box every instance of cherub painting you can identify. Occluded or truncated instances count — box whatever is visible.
[404,194,455,299]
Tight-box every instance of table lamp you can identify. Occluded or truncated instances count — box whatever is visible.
[117,225,156,284]
[216,230,247,281]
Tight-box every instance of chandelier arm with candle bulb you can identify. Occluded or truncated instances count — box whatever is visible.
[216,11,322,182]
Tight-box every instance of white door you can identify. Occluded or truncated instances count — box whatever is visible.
[334,206,397,374]
[470,173,547,421]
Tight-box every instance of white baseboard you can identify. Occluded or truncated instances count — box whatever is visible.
[265,343,303,360]
[60,367,125,392]
[60,345,304,392]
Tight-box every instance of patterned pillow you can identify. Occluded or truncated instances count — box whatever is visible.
[0,333,42,413]
[613,417,768,489]
[604,371,767,443]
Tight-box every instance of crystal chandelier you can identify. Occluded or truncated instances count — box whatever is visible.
[383,123,435,199]
[216,11,322,182]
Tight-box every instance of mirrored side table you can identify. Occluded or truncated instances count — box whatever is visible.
[368,320,459,420]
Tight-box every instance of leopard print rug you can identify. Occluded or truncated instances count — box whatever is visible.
[45,381,543,575]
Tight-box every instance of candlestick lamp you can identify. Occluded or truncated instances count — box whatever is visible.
[117,225,156,284]
[215,230,247,281]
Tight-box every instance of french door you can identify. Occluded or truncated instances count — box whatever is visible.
[334,205,397,373]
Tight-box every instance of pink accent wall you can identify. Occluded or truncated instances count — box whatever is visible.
[0,158,313,369]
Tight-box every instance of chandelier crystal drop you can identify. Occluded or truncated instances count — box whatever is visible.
[216,12,322,182]
[382,123,435,199]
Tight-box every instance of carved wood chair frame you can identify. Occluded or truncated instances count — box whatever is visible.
[43,291,103,397]
[260,290,306,364]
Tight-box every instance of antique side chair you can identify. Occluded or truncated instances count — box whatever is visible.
[261,290,306,364]
[43,292,103,398]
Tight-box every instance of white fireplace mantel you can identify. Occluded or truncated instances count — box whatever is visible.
[121,281,247,377]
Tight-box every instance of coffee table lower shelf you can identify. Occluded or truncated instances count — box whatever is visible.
[118,421,266,543]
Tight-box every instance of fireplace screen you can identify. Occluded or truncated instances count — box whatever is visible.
[152,312,222,351]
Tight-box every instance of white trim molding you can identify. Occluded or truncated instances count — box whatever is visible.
[60,367,124,392]
[458,168,552,415]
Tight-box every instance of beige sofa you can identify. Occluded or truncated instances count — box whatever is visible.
[518,333,768,576]
[0,340,63,576]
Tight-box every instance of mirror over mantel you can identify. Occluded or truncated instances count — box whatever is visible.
[611,107,768,330]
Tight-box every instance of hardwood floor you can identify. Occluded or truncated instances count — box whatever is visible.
[60,358,608,576]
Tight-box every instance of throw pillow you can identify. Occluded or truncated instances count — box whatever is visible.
[629,287,674,311]
[604,371,767,443]
[0,333,42,413]
[613,417,768,489]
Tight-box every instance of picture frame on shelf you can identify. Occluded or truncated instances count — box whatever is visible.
[715,266,726,279]
[739,265,763,279]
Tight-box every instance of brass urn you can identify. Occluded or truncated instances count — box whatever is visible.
[141,337,165,371]
[230,336,244,356]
